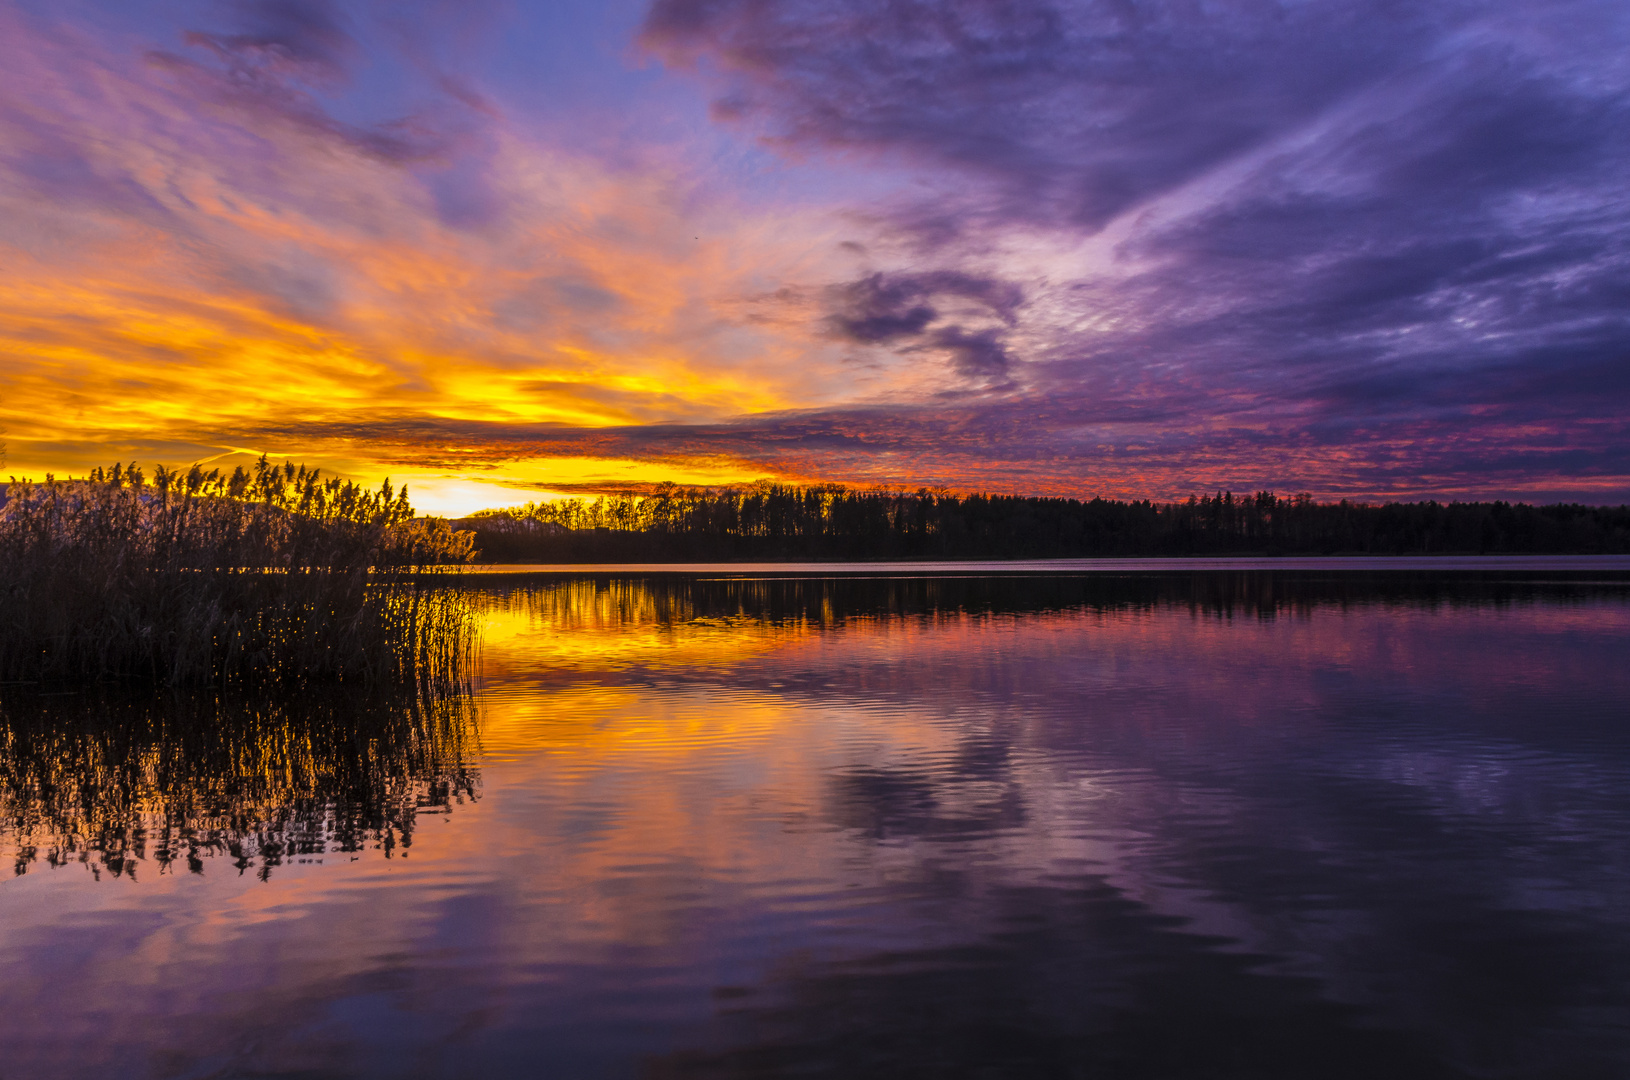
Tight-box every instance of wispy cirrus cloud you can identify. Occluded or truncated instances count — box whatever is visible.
[0,1,874,509]
[640,0,1466,231]
[638,0,1630,501]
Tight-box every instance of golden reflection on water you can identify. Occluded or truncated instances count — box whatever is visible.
[7,573,1627,885]
[1,574,1629,1078]
[469,575,1630,756]
[479,579,809,677]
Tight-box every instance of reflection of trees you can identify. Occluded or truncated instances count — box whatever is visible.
[490,578,700,633]
[0,686,479,880]
[479,570,1627,631]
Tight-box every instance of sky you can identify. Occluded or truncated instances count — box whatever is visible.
[1,0,1627,515]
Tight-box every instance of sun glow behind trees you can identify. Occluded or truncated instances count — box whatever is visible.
[458,486,1630,561]
[0,458,475,685]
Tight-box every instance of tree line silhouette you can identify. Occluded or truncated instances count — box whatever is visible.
[459,486,1630,561]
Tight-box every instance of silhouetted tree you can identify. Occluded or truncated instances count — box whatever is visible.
[456,486,1630,562]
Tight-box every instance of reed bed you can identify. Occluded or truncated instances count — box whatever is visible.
[0,459,477,686]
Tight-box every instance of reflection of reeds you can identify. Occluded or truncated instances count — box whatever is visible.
[0,459,477,685]
[0,684,480,880]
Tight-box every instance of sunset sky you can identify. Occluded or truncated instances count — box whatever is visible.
[2,0,1627,515]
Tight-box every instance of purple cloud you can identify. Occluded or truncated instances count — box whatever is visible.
[820,270,1024,385]
[644,0,1630,496]
[642,0,1470,230]
[137,0,500,174]
[183,0,361,89]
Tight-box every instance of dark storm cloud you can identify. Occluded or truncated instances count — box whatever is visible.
[930,326,1015,383]
[824,271,1024,383]
[825,275,937,344]
[643,0,1630,493]
[826,271,1023,345]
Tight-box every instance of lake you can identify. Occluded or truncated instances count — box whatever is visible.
[3,563,1628,1078]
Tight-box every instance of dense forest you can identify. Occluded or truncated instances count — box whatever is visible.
[457,485,1630,561]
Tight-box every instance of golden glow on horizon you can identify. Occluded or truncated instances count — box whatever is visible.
[0,22,866,511]
[400,455,782,517]
[0,443,782,518]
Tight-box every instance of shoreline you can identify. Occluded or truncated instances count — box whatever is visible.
[446,554,1630,579]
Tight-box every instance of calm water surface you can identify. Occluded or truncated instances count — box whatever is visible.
[3,567,1629,1078]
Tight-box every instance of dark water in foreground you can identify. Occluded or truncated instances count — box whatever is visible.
[3,567,1629,1079]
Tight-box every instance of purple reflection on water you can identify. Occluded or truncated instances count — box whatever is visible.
[2,569,1628,1078]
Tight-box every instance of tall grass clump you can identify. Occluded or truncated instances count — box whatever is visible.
[0,458,476,686]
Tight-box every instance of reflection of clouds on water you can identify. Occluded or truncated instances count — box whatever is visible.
[0,573,1626,1078]
[826,760,1028,841]
[648,878,1465,1080]
[465,574,1630,1077]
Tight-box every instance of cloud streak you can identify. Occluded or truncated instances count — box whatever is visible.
[639,0,1630,500]
[0,3,869,506]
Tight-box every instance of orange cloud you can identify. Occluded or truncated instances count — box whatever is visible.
[0,13,874,512]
